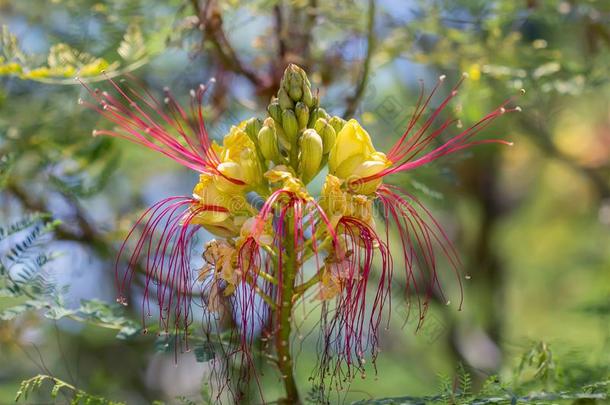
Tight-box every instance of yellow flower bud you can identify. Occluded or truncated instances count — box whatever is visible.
[295,102,309,129]
[314,118,336,154]
[258,125,280,162]
[298,129,323,184]
[281,109,298,142]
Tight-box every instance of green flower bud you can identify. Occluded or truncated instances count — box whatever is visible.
[307,107,325,127]
[283,64,307,102]
[244,117,262,143]
[295,102,309,129]
[329,116,347,133]
[278,87,294,110]
[317,108,329,121]
[288,80,303,101]
[268,101,282,125]
[299,129,323,184]
[281,109,298,142]
[258,125,280,162]
[302,85,314,107]
[314,118,337,154]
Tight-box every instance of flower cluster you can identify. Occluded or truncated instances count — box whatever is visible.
[83,64,520,401]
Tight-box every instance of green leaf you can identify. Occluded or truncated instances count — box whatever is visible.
[117,22,147,62]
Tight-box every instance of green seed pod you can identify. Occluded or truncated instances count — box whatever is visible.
[244,117,262,143]
[329,115,347,133]
[295,102,309,129]
[268,101,282,125]
[278,87,294,110]
[258,125,280,162]
[299,129,323,184]
[314,118,337,154]
[281,109,298,142]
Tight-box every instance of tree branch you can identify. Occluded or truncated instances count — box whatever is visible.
[343,0,376,118]
[191,0,267,88]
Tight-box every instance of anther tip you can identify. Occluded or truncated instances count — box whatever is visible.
[520,88,526,95]
[439,74,447,82]
[515,106,522,112]
[462,72,469,78]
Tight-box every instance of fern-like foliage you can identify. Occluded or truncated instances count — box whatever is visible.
[16,374,125,405]
[0,22,148,83]
[0,212,59,298]
[0,214,140,338]
[352,343,609,405]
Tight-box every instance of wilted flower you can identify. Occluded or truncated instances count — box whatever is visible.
[84,65,520,403]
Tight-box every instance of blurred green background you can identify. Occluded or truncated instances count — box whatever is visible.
[0,0,609,404]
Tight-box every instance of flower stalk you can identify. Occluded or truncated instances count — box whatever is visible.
[84,63,521,403]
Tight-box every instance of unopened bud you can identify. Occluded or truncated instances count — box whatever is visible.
[299,129,323,184]
[314,118,336,154]
[244,117,262,143]
[278,87,293,110]
[329,116,347,133]
[287,79,303,101]
[307,107,329,128]
[302,85,314,107]
[282,109,299,142]
[268,101,282,124]
[258,125,280,162]
[283,64,306,102]
[295,102,309,129]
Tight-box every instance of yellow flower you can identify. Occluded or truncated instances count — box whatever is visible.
[213,121,262,193]
[320,174,376,228]
[240,217,274,246]
[320,174,347,227]
[200,240,239,298]
[191,173,250,228]
[328,119,391,194]
[265,166,311,201]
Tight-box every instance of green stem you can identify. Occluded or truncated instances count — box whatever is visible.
[276,211,301,404]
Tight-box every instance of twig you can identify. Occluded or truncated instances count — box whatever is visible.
[191,0,267,88]
[343,0,376,118]
[273,4,287,59]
